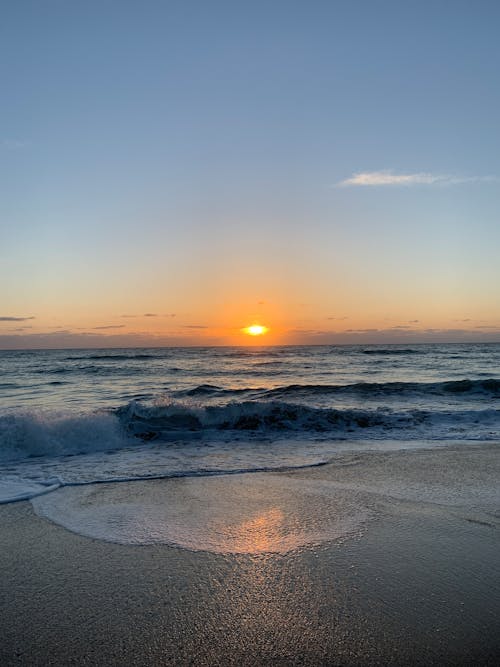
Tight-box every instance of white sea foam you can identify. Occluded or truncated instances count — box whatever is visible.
[28,444,500,551]
[0,410,129,463]
[31,474,372,553]
[0,477,61,504]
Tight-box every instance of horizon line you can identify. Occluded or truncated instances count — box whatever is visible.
[2,340,500,352]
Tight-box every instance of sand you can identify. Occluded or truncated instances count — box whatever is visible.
[1,443,499,666]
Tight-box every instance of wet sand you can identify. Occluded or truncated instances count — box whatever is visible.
[1,443,499,665]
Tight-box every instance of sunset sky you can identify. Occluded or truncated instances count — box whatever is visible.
[2,1,500,348]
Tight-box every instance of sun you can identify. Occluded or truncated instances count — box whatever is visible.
[242,324,269,336]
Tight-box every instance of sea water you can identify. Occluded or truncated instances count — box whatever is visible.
[1,343,499,502]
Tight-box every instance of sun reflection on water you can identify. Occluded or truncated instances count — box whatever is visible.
[220,507,287,554]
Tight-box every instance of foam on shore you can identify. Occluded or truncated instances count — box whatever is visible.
[31,473,371,553]
[30,444,500,553]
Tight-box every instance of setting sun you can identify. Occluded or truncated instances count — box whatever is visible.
[242,324,269,336]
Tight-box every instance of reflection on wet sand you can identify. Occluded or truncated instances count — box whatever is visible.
[220,507,287,554]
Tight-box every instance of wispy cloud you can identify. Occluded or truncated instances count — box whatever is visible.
[287,328,326,335]
[1,139,28,150]
[337,170,499,187]
[344,328,379,333]
[121,313,176,318]
[93,325,125,330]
[474,325,500,330]
[0,316,35,322]
[0,330,216,350]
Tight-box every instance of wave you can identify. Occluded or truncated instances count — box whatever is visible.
[0,411,128,463]
[440,379,500,393]
[362,348,419,355]
[66,353,157,361]
[33,364,149,377]
[2,387,500,465]
[116,400,500,440]
[116,400,391,436]
[176,384,253,397]
[174,378,500,400]
[250,361,286,368]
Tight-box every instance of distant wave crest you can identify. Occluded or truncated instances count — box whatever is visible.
[174,378,500,400]
[66,354,157,361]
[362,348,419,355]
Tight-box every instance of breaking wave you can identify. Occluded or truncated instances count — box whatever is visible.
[0,411,128,463]
[116,400,500,440]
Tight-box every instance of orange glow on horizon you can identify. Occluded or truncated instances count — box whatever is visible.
[242,324,269,336]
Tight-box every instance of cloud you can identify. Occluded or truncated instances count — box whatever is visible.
[474,325,500,330]
[284,324,500,345]
[93,325,126,330]
[327,316,348,321]
[183,325,208,329]
[287,328,325,335]
[0,316,35,322]
[0,329,217,350]
[121,313,176,318]
[1,139,28,149]
[389,325,412,330]
[344,328,379,333]
[337,170,499,187]
[422,328,483,335]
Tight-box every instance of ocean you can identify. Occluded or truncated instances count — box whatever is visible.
[1,343,499,509]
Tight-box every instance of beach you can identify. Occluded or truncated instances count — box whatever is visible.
[4,0,500,662]
[1,443,499,666]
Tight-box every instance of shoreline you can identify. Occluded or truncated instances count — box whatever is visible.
[1,443,499,665]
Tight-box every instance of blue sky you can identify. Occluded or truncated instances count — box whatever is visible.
[1,1,500,347]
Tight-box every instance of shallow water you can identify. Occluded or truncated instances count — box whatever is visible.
[30,444,499,551]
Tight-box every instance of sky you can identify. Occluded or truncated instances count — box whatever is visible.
[1,0,500,348]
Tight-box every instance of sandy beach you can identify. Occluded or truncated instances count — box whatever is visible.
[1,443,499,666]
